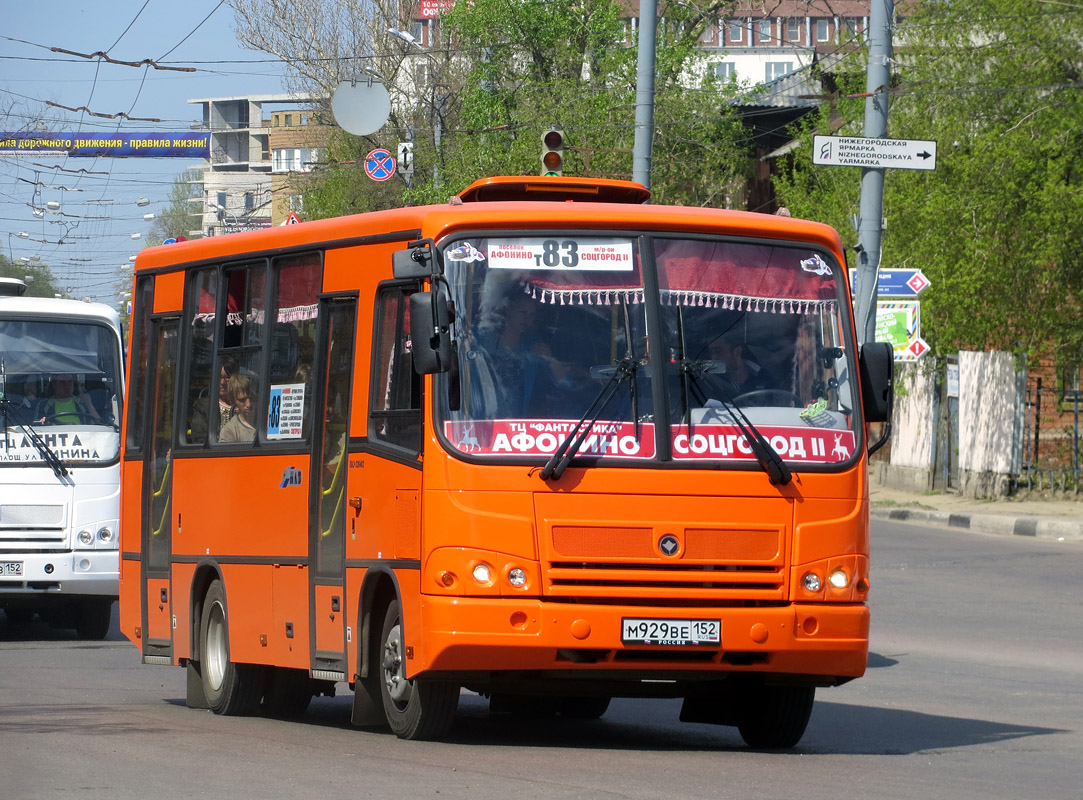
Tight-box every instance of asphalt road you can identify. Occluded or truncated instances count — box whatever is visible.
[2,519,1081,800]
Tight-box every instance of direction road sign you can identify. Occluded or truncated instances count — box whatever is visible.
[813,135,937,171]
[850,268,932,297]
[875,301,920,350]
[364,148,396,181]
[397,142,414,179]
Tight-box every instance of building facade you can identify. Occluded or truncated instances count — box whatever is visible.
[188,94,319,235]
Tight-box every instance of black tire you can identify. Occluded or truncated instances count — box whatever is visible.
[558,696,611,720]
[199,580,264,715]
[75,598,113,640]
[378,600,459,740]
[261,668,313,719]
[736,686,815,749]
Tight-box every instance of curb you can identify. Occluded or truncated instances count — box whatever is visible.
[870,508,1083,543]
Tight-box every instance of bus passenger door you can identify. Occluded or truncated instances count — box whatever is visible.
[141,318,179,662]
[309,297,356,679]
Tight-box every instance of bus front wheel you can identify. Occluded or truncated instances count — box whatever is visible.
[199,580,263,716]
[378,600,459,740]
[736,685,815,749]
[75,598,113,640]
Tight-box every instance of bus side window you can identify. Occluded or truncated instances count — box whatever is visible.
[183,267,219,445]
[268,253,320,442]
[215,262,266,444]
[369,285,423,453]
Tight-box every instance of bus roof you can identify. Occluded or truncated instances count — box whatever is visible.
[0,295,122,329]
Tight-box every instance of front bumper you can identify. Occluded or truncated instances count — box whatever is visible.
[0,550,119,598]
[415,595,868,684]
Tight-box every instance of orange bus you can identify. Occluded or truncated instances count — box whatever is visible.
[119,175,893,748]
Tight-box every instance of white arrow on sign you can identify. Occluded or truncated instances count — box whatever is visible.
[813,135,937,171]
[397,142,415,179]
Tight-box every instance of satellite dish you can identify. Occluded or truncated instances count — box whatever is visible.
[332,79,391,136]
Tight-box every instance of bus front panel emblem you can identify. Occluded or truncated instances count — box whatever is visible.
[658,534,680,557]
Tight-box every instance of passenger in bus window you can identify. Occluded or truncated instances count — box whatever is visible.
[218,373,256,443]
[705,335,775,399]
[477,292,569,418]
[9,378,41,424]
[41,373,100,424]
[189,355,238,442]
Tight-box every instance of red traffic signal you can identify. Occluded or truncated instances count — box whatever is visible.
[541,128,564,176]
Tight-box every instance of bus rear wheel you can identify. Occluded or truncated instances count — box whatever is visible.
[736,685,815,749]
[199,580,263,716]
[378,600,459,740]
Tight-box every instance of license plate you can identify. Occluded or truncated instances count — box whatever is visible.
[0,561,24,577]
[621,618,720,646]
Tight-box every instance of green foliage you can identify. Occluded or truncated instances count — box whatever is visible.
[774,0,1083,359]
[0,254,61,298]
[300,0,750,211]
[147,170,202,246]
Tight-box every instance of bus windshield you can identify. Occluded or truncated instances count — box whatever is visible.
[0,318,123,466]
[437,233,858,468]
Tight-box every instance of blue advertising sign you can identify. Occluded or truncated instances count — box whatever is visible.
[850,268,931,298]
[0,132,211,158]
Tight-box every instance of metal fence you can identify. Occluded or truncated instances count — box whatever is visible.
[1018,373,1081,494]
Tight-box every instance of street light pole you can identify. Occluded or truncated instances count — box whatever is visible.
[389,28,443,189]
[7,231,29,263]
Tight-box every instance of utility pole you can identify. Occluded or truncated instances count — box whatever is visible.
[632,0,657,190]
[853,0,894,345]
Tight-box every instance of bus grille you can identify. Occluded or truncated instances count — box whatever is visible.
[544,525,786,601]
[0,504,65,528]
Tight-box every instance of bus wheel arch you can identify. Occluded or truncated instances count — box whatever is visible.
[350,569,398,728]
[377,597,459,740]
[197,577,264,715]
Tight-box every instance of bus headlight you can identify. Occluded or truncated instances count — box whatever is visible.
[472,563,493,585]
[97,527,115,544]
[507,567,527,588]
[78,529,94,546]
[828,569,850,589]
[802,572,822,592]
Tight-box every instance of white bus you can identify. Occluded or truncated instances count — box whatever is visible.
[0,278,124,638]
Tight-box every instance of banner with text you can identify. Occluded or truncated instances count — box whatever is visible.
[0,132,211,158]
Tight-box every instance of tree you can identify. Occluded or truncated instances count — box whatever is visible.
[774,0,1083,359]
[230,0,752,212]
[147,170,202,246]
[0,254,62,298]
[406,0,750,207]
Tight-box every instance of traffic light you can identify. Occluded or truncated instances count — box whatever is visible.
[541,128,564,176]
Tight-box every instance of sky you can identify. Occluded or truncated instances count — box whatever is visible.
[1,0,288,305]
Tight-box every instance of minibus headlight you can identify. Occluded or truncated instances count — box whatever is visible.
[828,569,849,589]
[472,563,492,585]
[802,572,822,592]
[78,529,94,546]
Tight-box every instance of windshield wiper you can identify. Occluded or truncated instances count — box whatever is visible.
[0,396,69,479]
[674,308,790,486]
[540,357,637,481]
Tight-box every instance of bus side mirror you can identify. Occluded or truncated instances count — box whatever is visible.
[410,291,452,374]
[859,342,894,422]
[393,247,432,279]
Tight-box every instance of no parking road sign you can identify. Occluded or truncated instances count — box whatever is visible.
[365,148,396,181]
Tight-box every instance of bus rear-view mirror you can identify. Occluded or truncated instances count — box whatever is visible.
[409,291,452,374]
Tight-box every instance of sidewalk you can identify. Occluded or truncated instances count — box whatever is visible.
[869,480,1083,542]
